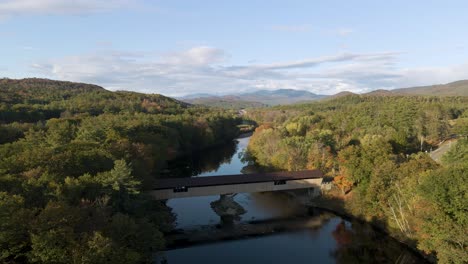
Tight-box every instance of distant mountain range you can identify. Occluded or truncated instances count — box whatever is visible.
[179,89,326,107]
[180,80,468,108]
[182,96,268,109]
[4,78,466,111]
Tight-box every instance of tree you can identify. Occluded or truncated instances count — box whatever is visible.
[29,202,84,263]
[102,160,140,195]
[417,166,468,263]
[46,118,76,147]
[307,142,334,175]
[333,175,353,195]
[442,139,468,165]
[0,78,243,262]
[0,193,31,263]
[452,118,468,138]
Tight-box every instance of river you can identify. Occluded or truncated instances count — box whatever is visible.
[156,136,426,264]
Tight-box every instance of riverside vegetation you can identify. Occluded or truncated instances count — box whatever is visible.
[0,79,241,263]
[1,79,467,263]
[245,94,468,263]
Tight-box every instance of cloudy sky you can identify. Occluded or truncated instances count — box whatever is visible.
[1,0,468,96]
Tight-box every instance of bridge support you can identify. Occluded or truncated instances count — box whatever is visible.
[210,194,246,224]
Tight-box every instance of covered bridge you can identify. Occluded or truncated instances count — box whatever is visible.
[149,170,324,200]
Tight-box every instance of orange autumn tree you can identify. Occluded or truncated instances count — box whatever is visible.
[333,175,353,195]
[306,143,335,175]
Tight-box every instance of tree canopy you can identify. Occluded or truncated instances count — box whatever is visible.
[0,79,242,263]
[245,94,468,263]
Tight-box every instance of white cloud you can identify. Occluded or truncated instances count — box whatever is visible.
[163,46,226,66]
[31,47,235,96]
[242,52,399,71]
[30,46,468,96]
[0,0,135,17]
[397,64,468,88]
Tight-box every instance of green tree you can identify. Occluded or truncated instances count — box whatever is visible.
[100,160,140,195]
[0,193,32,263]
[46,119,76,147]
[417,166,467,263]
[29,202,84,263]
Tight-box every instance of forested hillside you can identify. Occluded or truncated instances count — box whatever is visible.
[180,88,325,107]
[393,80,468,96]
[0,78,190,123]
[245,94,468,263]
[0,79,241,263]
[183,97,267,109]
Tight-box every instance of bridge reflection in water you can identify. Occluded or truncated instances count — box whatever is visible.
[149,170,324,200]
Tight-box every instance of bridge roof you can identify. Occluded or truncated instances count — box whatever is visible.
[154,170,323,190]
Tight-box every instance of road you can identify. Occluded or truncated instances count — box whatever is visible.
[430,139,457,163]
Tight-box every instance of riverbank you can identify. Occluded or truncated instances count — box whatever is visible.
[169,132,252,160]
[307,188,435,263]
[160,204,427,264]
[237,131,253,138]
[164,212,335,249]
[159,134,430,263]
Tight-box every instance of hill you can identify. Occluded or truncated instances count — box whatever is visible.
[244,91,468,264]
[392,80,468,96]
[0,78,105,104]
[364,89,397,96]
[0,78,188,123]
[240,89,326,105]
[181,88,326,107]
[324,80,468,99]
[184,97,267,109]
[326,91,357,99]
[0,78,242,262]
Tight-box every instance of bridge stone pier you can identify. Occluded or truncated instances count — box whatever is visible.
[149,170,323,200]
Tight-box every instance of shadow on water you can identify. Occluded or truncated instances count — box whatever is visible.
[331,220,426,264]
[162,140,238,177]
[210,194,246,225]
[157,214,426,264]
[156,136,428,264]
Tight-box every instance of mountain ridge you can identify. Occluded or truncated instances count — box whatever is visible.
[179,88,326,106]
[392,80,468,96]
[3,78,467,111]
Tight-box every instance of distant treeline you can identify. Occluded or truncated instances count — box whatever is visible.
[0,79,241,263]
[245,94,468,263]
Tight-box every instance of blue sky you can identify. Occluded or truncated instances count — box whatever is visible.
[1,0,468,96]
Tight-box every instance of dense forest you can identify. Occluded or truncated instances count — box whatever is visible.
[0,79,242,263]
[1,79,467,263]
[245,94,468,263]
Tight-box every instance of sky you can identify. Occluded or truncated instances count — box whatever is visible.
[1,0,468,96]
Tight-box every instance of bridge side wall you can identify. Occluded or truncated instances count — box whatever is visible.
[149,178,323,200]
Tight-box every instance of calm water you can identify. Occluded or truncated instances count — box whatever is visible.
[157,136,426,264]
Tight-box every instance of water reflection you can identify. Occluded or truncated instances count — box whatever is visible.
[167,192,310,229]
[160,217,425,264]
[166,136,273,228]
[331,221,423,263]
[160,136,427,264]
[210,194,246,224]
[160,217,342,264]
[163,137,249,178]
[240,192,308,220]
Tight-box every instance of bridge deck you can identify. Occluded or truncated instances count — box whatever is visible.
[154,170,323,190]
